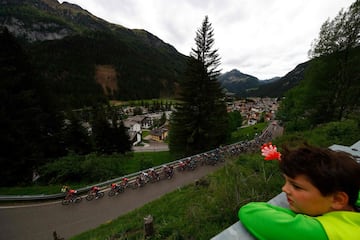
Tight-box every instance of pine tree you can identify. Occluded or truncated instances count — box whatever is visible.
[169,16,228,156]
[63,111,94,155]
[116,120,132,154]
[91,105,131,154]
[91,105,114,154]
[0,28,64,185]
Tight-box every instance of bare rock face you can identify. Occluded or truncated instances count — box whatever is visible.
[3,17,73,42]
[0,0,104,42]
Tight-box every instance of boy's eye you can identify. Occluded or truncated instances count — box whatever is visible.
[292,184,302,189]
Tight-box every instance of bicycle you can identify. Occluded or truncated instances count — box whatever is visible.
[108,184,125,196]
[86,190,105,201]
[61,194,82,205]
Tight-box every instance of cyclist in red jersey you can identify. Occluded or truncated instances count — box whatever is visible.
[66,189,77,200]
[121,177,129,188]
[91,186,100,198]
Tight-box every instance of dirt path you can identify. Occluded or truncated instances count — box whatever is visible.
[0,164,224,240]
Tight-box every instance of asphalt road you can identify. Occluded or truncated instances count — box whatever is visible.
[0,123,283,240]
[0,163,224,240]
[132,139,169,152]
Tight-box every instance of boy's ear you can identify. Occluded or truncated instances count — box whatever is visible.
[331,191,349,210]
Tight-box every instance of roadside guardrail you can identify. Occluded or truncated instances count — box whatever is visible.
[0,156,200,202]
[0,122,280,202]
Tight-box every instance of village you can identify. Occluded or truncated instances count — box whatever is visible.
[122,97,280,147]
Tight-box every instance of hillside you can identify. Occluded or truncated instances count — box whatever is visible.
[246,61,310,97]
[0,0,188,108]
[219,61,309,98]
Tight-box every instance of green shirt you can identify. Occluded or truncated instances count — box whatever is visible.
[239,202,328,240]
[239,202,360,240]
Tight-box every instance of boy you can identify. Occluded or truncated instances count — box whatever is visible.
[238,144,360,240]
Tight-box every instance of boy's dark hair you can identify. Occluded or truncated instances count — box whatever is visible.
[279,144,360,208]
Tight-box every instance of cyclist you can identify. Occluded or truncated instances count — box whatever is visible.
[121,177,129,188]
[178,160,186,171]
[65,189,77,199]
[162,164,169,173]
[140,171,149,183]
[148,168,159,181]
[91,186,101,199]
[148,168,155,176]
[163,164,173,178]
[62,186,77,200]
[134,176,142,187]
[111,182,119,189]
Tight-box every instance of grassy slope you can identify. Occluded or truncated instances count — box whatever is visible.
[70,154,283,240]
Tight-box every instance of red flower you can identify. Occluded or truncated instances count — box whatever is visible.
[261,142,281,161]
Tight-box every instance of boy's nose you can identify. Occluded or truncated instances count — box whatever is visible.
[282,183,290,194]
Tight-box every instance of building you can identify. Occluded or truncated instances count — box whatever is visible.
[150,127,168,142]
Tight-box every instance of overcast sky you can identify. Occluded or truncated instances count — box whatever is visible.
[59,0,354,79]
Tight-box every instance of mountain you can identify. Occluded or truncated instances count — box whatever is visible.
[0,0,188,108]
[260,77,281,84]
[249,61,309,97]
[219,61,310,98]
[218,69,260,96]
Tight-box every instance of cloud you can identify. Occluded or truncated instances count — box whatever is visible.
[59,0,354,79]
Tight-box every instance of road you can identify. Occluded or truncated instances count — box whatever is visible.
[0,164,224,240]
[132,138,169,152]
[0,123,283,240]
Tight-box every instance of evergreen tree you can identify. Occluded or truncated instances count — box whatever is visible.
[91,105,131,154]
[169,16,228,156]
[108,106,132,154]
[91,105,114,154]
[0,28,63,185]
[63,111,94,155]
[115,120,132,154]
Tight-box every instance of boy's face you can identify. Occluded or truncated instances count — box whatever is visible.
[282,174,334,216]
